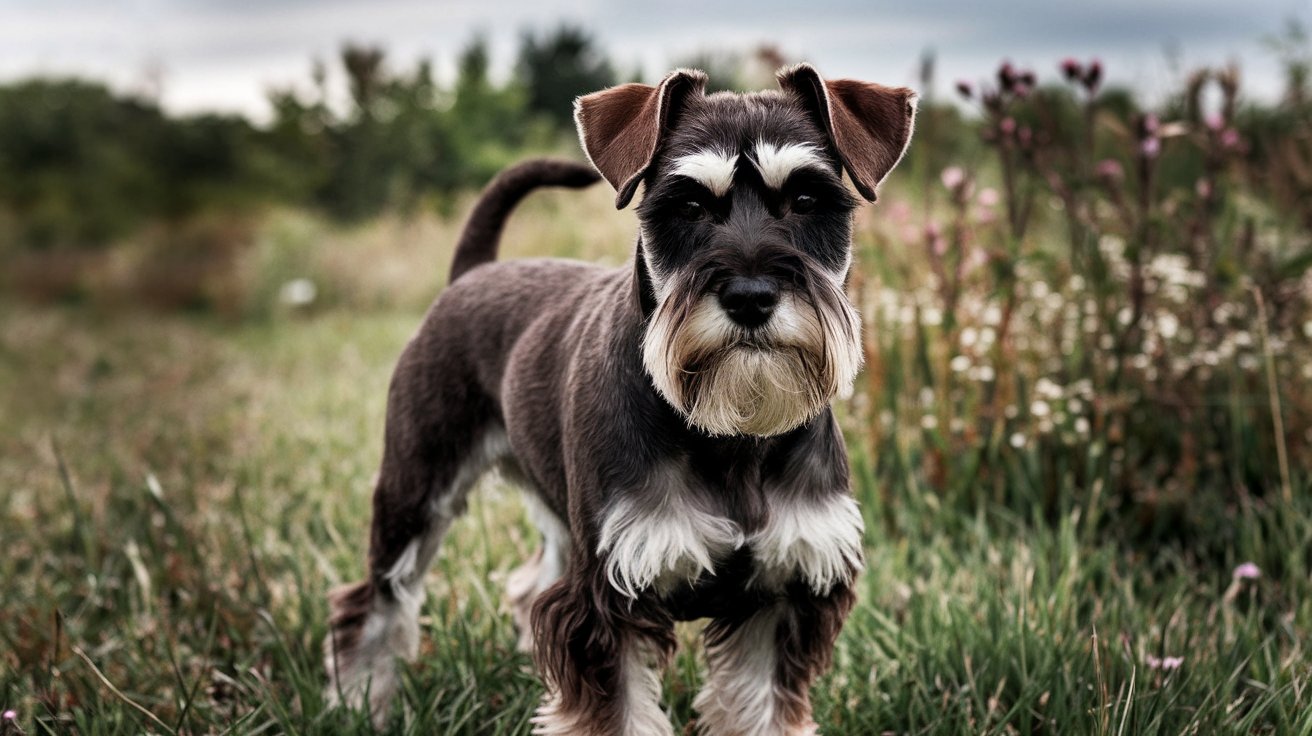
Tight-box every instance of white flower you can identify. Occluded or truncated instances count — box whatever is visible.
[1009,432,1026,448]
[950,355,972,372]
[279,278,317,307]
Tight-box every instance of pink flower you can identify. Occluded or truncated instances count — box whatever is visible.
[1232,562,1261,581]
[2,710,15,720]
[1204,113,1225,131]
[1221,128,1241,150]
[1195,179,1212,199]
[940,166,966,190]
[1140,137,1162,159]
[977,187,1001,207]
[999,117,1017,136]
[1083,60,1103,92]
[1060,58,1083,81]
[1146,655,1184,671]
[1095,159,1124,181]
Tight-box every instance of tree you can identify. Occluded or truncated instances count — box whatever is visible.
[516,25,615,129]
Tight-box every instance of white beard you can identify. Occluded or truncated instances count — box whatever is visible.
[643,287,861,437]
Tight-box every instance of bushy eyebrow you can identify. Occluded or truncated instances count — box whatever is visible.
[748,141,829,189]
[670,149,739,197]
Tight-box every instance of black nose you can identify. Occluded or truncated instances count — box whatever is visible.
[717,276,779,328]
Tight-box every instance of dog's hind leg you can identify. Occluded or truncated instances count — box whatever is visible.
[505,492,571,652]
[324,377,507,724]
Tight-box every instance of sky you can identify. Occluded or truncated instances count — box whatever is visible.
[1,0,1309,121]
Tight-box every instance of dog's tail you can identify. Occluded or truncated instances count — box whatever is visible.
[449,158,602,283]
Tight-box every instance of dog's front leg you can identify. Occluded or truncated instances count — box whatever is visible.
[694,584,857,736]
[530,573,677,736]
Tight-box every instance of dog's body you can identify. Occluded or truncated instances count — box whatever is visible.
[325,65,915,735]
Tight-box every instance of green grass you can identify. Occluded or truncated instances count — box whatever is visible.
[2,299,1309,735]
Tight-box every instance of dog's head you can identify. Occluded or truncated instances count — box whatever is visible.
[575,64,916,437]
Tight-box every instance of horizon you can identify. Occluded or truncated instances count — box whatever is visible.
[1,0,1308,123]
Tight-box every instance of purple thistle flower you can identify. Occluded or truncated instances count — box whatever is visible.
[1060,58,1083,81]
[1083,60,1103,92]
[998,61,1017,92]
[1232,562,1261,581]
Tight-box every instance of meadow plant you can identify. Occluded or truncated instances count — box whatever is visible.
[853,58,1311,541]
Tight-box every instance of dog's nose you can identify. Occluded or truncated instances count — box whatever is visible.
[717,276,779,328]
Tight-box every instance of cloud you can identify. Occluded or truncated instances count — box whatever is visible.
[0,0,1302,118]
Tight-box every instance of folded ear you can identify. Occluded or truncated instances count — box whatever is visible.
[574,69,708,208]
[776,63,917,202]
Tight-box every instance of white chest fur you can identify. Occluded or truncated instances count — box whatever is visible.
[597,471,864,599]
[748,492,864,594]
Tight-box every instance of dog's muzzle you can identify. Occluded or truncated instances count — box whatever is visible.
[642,261,862,437]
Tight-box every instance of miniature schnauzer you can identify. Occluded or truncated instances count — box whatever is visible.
[324,63,916,735]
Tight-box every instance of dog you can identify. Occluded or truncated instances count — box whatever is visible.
[324,63,916,735]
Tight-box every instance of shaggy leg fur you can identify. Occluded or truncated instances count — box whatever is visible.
[530,574,678,735]
[694,585,856,736]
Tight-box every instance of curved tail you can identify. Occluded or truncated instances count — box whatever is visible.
[449,158,602,283]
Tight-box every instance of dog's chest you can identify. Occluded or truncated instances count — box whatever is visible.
[596,460,864,607]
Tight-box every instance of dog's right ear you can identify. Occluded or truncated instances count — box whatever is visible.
[574,69,708,209]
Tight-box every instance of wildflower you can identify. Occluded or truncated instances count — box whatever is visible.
[940,166,966,190]
[1204,112,1224,131]
[1140,136,1162,159]
[999,117,1017,137]
[920,414,938,430]
[2,710,14,721]
[1082,59,1102,93]
[956,80,973,99]
[1146,655,1184,671]
[1008,432,1026,448]
[950,355,971,373]
[279,278,317,307]
[997,61,1017,92]
[1195,179,1212,199]
[1060,58,1083,82]
[1030,400,1051,418]
[1094,159,1123,181]
[1232,562,1261,581]
[977,187,1000,208]
[1074,417,1091,435]
[1220,128,1241,150]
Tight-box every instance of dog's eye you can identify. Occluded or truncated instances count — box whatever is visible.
[791,193,817,214]
[679,201,706,220]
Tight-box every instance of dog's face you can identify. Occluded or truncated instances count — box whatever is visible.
[576,65,916,437]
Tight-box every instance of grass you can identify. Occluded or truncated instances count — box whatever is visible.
[2,184,1311,734]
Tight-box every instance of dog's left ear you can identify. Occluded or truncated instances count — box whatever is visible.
[574,69,708,208]
[777,63,917,202]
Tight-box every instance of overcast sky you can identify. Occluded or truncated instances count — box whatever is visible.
[2,0,1309,121]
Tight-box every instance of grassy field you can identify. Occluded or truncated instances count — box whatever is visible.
[2,180,1311,735]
